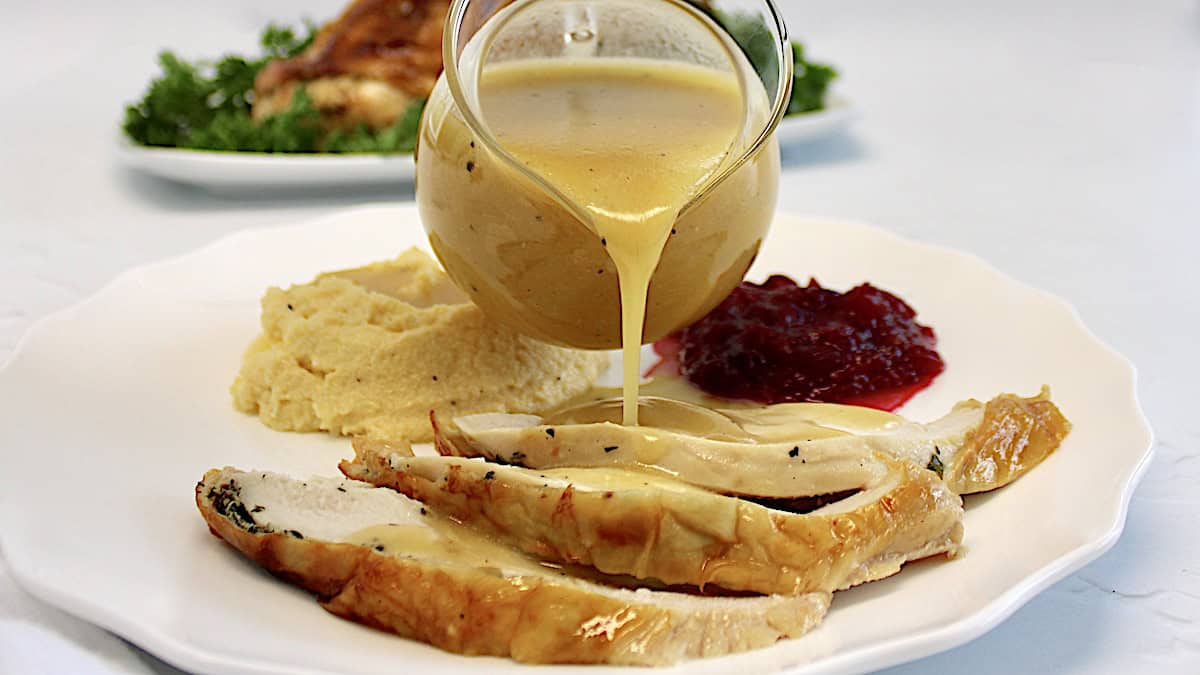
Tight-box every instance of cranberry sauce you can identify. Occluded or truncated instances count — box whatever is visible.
[651,276,945,411]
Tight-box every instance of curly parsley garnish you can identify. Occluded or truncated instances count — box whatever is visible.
[711,11,839,115]
[122,23,424,154]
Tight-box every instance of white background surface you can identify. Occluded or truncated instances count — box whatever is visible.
[0,0,1195,673]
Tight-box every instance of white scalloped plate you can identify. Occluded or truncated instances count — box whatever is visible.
[0,205,1151,675]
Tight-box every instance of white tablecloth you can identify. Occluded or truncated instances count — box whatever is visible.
[1,0,1197,673]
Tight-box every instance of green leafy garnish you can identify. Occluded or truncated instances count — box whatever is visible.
[786,42,838,115]
[710,10,839,115]
[324,99,425,154]
[122,23,423,154]
[715,11,780,93]
[259,24,316,60]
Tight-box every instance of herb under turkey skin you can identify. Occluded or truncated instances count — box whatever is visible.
[741,489,861,514]
[927,448,946,478]
[207,479,270,534]
[487,451,528,468]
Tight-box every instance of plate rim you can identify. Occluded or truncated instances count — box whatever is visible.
[112,135,417,190]
[774,94,858,137]
[113,134,416,166]
[0,204,1154,675]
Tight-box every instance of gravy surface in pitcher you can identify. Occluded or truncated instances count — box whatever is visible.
[479,58,745,425]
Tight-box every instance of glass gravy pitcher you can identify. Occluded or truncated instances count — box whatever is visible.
[417,0,792,354]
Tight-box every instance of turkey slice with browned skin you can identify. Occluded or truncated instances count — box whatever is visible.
[197,468,829,666]
[433,388,1070,497]
[341,441,964,595]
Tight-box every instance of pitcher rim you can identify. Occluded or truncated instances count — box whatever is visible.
[438,0,794,221]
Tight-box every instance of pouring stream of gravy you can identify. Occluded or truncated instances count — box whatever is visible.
[481,58,744,425]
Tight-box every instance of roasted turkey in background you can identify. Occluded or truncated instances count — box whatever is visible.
[253,0,449,130]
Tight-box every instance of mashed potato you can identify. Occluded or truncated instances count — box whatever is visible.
[231,249,609,441]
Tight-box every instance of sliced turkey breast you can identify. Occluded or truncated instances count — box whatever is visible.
[196,467,829,665]
[435,388,1070,496]
[342,441,964,595]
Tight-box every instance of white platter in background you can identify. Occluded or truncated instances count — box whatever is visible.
[113,98,855,193]
[774,95,859,145]
[0,205,1151,675]
[114,137,416,191]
